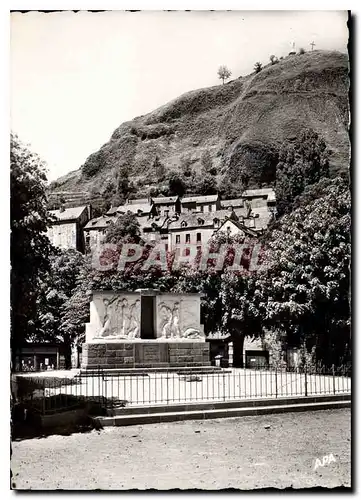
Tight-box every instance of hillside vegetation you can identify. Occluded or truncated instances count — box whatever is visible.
[50,50,350,203]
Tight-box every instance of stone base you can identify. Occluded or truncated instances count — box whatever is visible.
[81,341,210,369]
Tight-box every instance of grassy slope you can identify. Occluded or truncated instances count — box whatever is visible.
[51,50,350,197]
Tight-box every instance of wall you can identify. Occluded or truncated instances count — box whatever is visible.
[47,222,78,250]
[168,227,215,250]
[85,229,106,251]
[218,219,245,238]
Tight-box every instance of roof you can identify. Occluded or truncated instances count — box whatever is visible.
[242,188,275,198]
[49,206,87,222]
[168,210,234,230]
[216,218,259,237]
[84,214,119,230]
[106,207,119,215]
[126,198,150,205]
[220,198,244,208]
[181,194,219,204]
[233,207,249,218]
[116,203,152,215]
[140,216,170,232]
[152,196,179,205]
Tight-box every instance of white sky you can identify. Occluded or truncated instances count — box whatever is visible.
[10,10,348,181]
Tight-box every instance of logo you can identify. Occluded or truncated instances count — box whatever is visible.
[314,454,336,470]
[91,242,265,273]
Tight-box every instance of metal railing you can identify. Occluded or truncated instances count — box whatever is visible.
[12,365,351,416]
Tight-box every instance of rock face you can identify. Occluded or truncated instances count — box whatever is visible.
[51,50,350,198]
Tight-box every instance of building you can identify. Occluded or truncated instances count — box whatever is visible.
[215,218,259,239]
[83,213,119,250]
[181,194,221,213]
[47,205,90,253]
[152,196,181,216]
[138,215,172,247]
[107,201,158,219]
[14,343,67,372]
[167,210,239,250]
[241,187,276,209]
[220,198,244,210]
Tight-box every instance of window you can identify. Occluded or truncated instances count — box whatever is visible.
[176,235,181,244]
[186,234,191,243]
[200,205,204,212]
[208,204,212,212]
[196,233,202,243]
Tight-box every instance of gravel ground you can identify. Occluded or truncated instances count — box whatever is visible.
[11,408,351,491]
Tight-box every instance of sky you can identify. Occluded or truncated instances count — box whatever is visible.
[10,10,349,181]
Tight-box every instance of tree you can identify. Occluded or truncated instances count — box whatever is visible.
[275,129,330,217]
[104,212,141,244]
[10,134,53,367]
[254,62,263,73]
[217,174,243,199]
[299,47,306,55]
[167,171,186,197]
[196,173,218,195]
[36,249,88,367]
[256,176,350,367]
[269,55,278,65]
[217,65,232,85]
[116,165,130,201]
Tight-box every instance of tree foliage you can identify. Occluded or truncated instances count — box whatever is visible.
[254,62,263,73]
[35,249,89,367]
[167,171,186,197]
[269,55,278,65]
[275,129,330,217]
[217,65,232,84]
[10,134,53,362]
[255,176,350,366]
[104,212,141,244]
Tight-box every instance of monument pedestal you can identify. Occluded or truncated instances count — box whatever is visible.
[81,339,210,369]
[81,289,210,370]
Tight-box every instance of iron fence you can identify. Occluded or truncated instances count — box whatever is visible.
[11,365,351,416]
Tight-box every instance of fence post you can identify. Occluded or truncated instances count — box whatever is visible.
[332,364,336,395]
[275,366,278,398]
[42,378,46,415]
[304,365,308,396]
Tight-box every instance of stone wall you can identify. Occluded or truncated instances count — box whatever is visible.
[81,341,210,369]
[47,222,77,250]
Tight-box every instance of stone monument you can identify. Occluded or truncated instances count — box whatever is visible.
[81,289,210,369]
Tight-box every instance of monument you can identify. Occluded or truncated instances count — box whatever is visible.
[81,289,210,369]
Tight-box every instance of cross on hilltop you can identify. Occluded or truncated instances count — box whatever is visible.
[310,41,316,51]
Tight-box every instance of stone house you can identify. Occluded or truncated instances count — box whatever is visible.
[167,209,239,250]
[47,205,90,253]
[152,196,181,217]
[181,194,221,213]
[214,218,259,239]
[83,213,119,251]
[241,187,276,209]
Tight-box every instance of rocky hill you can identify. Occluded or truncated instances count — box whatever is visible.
[50,50,350,204]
